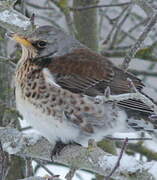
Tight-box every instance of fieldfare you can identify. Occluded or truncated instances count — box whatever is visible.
[11,26,156,148]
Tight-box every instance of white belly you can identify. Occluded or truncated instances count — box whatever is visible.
[16,87,80,144]
[16,86,127,146]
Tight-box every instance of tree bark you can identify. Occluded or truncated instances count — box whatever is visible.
[0,27,25,179]
[73,0,99,51]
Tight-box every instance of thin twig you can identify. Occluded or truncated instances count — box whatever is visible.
[65,167,77,180]
[70,2,131,11]
[118,18,149,43]
[0,57,16,68]
[0,141,9,180]
[122,12,157,70]
[105,137,152,141]
[133,0,154,16]
[130,69,157,77]
[25,158,34,177]
[26,2,55,10]
[34,159,54,177]
[103,5,129,46]
[105,138,128,180]
[109,5,132,48]
[30,13,35,27]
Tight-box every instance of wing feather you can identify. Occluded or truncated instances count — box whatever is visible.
[40,48,153,113]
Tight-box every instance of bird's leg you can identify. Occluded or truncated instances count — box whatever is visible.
[51,141,81,161]
[51,141,67,161]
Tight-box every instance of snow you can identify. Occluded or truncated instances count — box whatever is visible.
[3,141,23,154]
[98,154,143,173]
[0,10,30,29]
[144,138,157,153]
[98,154,157,179]
[33,162,95,180]
[146,161,157,179]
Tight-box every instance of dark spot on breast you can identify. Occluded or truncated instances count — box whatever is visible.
[76,107,81,111]
[58,99,63,105]
[36,94,40,99]
[63,91,67,96]
[52,96,56,101]
[28,82,31,86]
[52,111,56,116]
[25,92,31,97]
[82,124,94,133]
[44,93,50,98]
[72,115,83,124]
[40,85,46,89]
[80,100,84,104]
[42,100,47,104]
[32,82,37,89]
[35,74,40,79]
[47,107,51,115]
[32,92,36,98]
[84,106,90,112]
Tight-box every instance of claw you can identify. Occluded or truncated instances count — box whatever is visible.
[51,141,67,162]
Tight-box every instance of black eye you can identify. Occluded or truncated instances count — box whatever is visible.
[36,41,47,48]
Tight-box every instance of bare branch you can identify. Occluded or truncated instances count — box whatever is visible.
[132,0,154,16]
[18,177,61,180]
[0,141,9,180]
[105,138,128,180]
[70,2,132,11]
[121,12,157,70]
[34,159,54,177]
[0,127,156,179]
[65,167,77,180]
[0,1,33,35]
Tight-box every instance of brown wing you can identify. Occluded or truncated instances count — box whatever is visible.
[46,48,143,96]
[44,48,153,113]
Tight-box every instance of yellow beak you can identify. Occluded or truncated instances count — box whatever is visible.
[11,34,32,47]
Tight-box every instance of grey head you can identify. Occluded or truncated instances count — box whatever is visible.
[26,25,85,57]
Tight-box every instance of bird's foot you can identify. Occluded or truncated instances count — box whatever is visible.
[51,141,81,162]
[51,141,67,161]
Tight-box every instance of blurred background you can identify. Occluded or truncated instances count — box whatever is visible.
[0,0,157,179]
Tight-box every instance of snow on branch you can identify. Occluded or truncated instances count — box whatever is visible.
[18,177,61,180]
[122,7,157,70]
[0,0,33,35]
[0,127,156,180]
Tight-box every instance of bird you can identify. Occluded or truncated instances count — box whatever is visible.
[10,25,156,154]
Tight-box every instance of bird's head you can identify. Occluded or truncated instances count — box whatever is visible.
[10,25,84,63]
[10,26,64,59]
